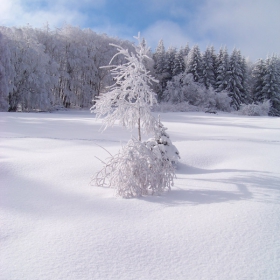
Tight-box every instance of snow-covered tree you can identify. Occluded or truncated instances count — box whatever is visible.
[3,26,54,111]
[261,56,280,116]
[0,31,10,111]
[145,116,180,165]
[4,24,277,114]
[92,34,176,198]
[201,46,216,89]
[140,37,154,71]
[173,48,185,77]
[92,33,158,141]
[215,47,229,92]
[238,100,271,116]
[94,138,175,198]
[240,56,249,101]
[153,39,166,76]
[163,72,231,111]
[185,45,203,82]
[165,47,176,78]
[163,73,207,105]
[162,73,186,103]
[252,59,266,103]
[226,49,247,110]
[0,24,135,111]
[153,39,170,101]
[182,43,190,57]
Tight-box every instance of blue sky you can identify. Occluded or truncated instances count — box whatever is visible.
[1,0,280,61]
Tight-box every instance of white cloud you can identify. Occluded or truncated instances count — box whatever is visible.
[143,21,194,51]
[1,0,279,60]
[0,0,105,28]
[91,21,135,41]
[194,0,280,60]
[0,0,21,24]
[143,0,280,60]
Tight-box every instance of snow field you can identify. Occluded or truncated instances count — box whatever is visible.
[1,111,280,279]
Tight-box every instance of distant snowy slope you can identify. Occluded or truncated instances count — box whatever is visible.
[0,111,280,280]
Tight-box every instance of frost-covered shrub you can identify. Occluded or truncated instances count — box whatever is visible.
[163,73,199,105]
[93,138,174,198]
[238,100,271,116]
[145,117,180,165]
[214,90,232,112]
[162,73,232,112]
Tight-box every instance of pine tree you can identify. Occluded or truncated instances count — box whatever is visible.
[215,47,229,92]
[183,43,190,57]
[261,56,280,116]
[165,47,176,78]
[153,39,166,76]
[210,46,217,75]
[173,48,185,76]
[240,56,249,102]
[185,45,203,82]
[153,39,169,101]
[0,32,10,111]
[226,49,246,110]
[252,59,267,103]
[201,46,216,89]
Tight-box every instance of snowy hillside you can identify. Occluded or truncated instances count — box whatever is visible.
[1,110,280,279]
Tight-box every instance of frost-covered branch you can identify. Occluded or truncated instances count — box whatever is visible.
[91,33,158,140]
[92,139,174,198]
[91,34,177,198]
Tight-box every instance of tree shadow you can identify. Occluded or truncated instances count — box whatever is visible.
[141,168,280,206]
[176,162,259,175]
[142,183,252,206]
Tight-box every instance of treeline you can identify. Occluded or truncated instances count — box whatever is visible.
[0,25,279,115]
[152,41,280,116]
[0,25,133,112]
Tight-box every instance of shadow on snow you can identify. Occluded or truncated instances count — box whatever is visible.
[140,163,280,206]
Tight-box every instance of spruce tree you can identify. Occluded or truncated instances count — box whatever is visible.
[183,43,190,57]
[173,48,185,76]
[215,47,229,92]
[240,56,249,102]
[226,49,246,110]
[153,39,169,101]
[153,39,166,76]
[165,47,176,78]
[0,32,10,111]
[261,56,280,116]
[201,46,216,89]
[185,45,203,82]
[252,59,266,103]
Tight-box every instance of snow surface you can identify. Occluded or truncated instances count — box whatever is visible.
[1,110,280,280]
